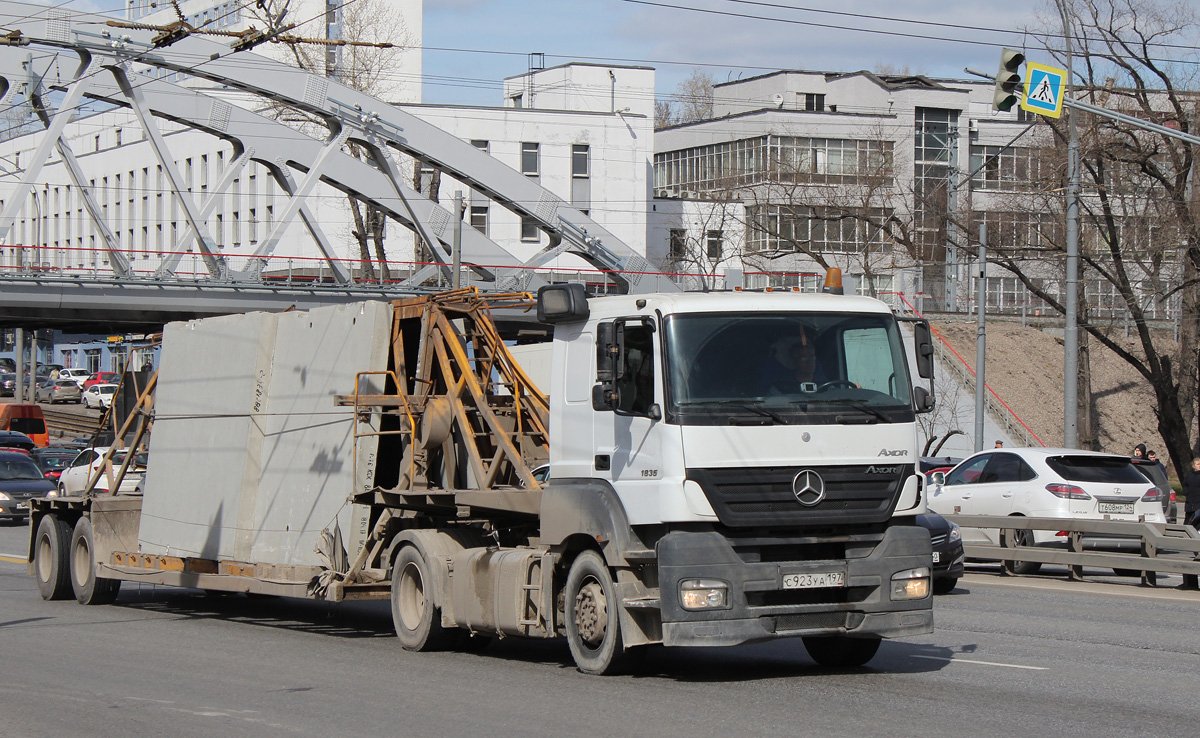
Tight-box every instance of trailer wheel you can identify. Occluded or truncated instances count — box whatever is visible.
[565,550,640,675]
[391,545,455,651]
[70,518,121,605]
[34,515,72,601]
[802,636,881,668]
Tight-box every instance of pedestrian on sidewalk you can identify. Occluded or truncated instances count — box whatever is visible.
[1147,450,1168,478]
[1185,458,1200,529]
[1133,443,1147,459]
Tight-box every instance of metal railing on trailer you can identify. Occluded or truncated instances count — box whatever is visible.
[944,514,1200,587]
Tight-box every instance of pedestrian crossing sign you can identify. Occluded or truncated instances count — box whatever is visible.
[1020,62,1066,118]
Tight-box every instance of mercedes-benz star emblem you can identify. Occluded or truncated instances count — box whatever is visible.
[792,469,826,506]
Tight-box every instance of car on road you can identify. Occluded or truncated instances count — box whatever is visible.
[59,367,92,388]
[83,372,120,389]
[1131,457,1176,522]
[36,378,83,404]
[56,446,147,496]
[83,383,117,410]
[915,512,964,594]
[928,448,1166,574]
[0,450,55,523]
[0,430,37,453]
[0,373,14,397]
[31,448,79,482]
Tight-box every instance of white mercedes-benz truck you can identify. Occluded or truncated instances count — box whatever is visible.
[30,282,937,675]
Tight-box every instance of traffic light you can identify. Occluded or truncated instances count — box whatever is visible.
[992,48,1025,111]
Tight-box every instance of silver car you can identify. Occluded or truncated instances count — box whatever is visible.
[36,378,83,404]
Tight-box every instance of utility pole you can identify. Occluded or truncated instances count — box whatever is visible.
[975,223,987,453]
[1058,0,1081,449]
[451,191,462,289]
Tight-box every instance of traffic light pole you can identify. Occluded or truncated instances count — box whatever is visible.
[1060,0,1080,450]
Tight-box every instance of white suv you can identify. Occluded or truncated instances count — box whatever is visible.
[929,448,1166,573]
[60,368,91,388]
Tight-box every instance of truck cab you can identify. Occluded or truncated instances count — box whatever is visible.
[538,283,937,666]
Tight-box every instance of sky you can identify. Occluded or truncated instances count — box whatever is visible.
[421,0,1055,107]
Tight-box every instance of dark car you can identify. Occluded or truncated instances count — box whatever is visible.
[916,512,964,594]
[1131,457,1176,521]
[0,372,14,397]
[0,430,37,453]
[0,450,55,523]
[31,448,79,482]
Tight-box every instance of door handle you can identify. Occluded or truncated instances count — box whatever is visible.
[1001,493,1013,498]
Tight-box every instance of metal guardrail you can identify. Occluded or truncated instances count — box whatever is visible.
[944,514,1200,586]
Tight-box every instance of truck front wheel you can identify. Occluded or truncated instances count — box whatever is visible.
[34,514,72,601]
[802,635,881,668]
[391,545,455,651]
[70,517,121,605]
[564,550,641,675]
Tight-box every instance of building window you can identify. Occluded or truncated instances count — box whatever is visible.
[521,143,539,176]
[572,145,590,177]
[804,93,825,112]
[84,349,101,374]
[706,230,723,259]
[668,228,687,260]
[95,134,101,152]
[471,140,489,153]
[469,205,488,235]
[521,215,539,242]
[511,94,523,109]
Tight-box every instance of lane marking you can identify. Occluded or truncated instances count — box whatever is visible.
[962,573,1200,603]
[911,654,1048,671]
[0,554,25,564]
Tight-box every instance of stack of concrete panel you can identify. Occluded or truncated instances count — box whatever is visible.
[138,301,391,568]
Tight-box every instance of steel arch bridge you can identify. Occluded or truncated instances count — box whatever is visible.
[0,1,677,328]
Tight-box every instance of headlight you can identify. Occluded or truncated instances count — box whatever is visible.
[948,522,961,543]
[680,579,729,610]
[890,567,930,601]
[0,492,10,501]
[45,488,57,498]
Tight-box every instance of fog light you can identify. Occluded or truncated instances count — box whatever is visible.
[890,567,930,601]
[680,579,728,610]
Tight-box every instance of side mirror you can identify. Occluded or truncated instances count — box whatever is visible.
[930,471,946,486]
[913,320,934,379]
[537,283,589,324]
[592,383,616,412]
[914,386,934,413]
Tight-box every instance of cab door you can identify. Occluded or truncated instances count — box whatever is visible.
[592,317,666,525]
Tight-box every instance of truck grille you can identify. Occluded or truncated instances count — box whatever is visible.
[687,464,911,528]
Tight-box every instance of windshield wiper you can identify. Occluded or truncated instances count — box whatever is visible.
[681,399,786,424]
[820,400,891,423]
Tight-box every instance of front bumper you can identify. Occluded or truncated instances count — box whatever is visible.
[0,499,29,520]
[933,540,965,580]
[656,525,934,648]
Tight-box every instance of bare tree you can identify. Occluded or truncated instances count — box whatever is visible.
[985,0,1200,475]
[672,69,717,125]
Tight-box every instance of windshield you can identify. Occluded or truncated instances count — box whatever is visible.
[0,457,47,480]
[663,311,915,426]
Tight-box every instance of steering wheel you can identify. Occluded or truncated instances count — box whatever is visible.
[817,379,856,391]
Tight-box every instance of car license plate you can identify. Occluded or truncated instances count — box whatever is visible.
[932,551,941,563]
[782,571,845,589]
[1098,502,1135,514]
[16,502,28,510]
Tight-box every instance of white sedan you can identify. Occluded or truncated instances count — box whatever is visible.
[56,446,146,496]
[82,383,117,409]
[928,448,1166,573]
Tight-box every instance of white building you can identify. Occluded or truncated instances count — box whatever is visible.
[651,70,1050,308]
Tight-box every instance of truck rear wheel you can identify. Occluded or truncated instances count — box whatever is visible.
[802,635,881,668]
[34,514,72,601]
[564,550,641,675]
[70,518,121,605]
[391,545,455,651]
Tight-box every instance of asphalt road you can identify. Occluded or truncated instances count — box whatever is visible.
[1,520,1198,738]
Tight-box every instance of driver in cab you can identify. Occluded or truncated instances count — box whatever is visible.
[762,328,826,394]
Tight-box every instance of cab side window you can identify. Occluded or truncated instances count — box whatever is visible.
[617,324,655,416]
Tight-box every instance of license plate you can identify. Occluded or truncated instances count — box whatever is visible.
[782,571,845,589]
[1098,502,1134,514]
[932,551,941,563]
